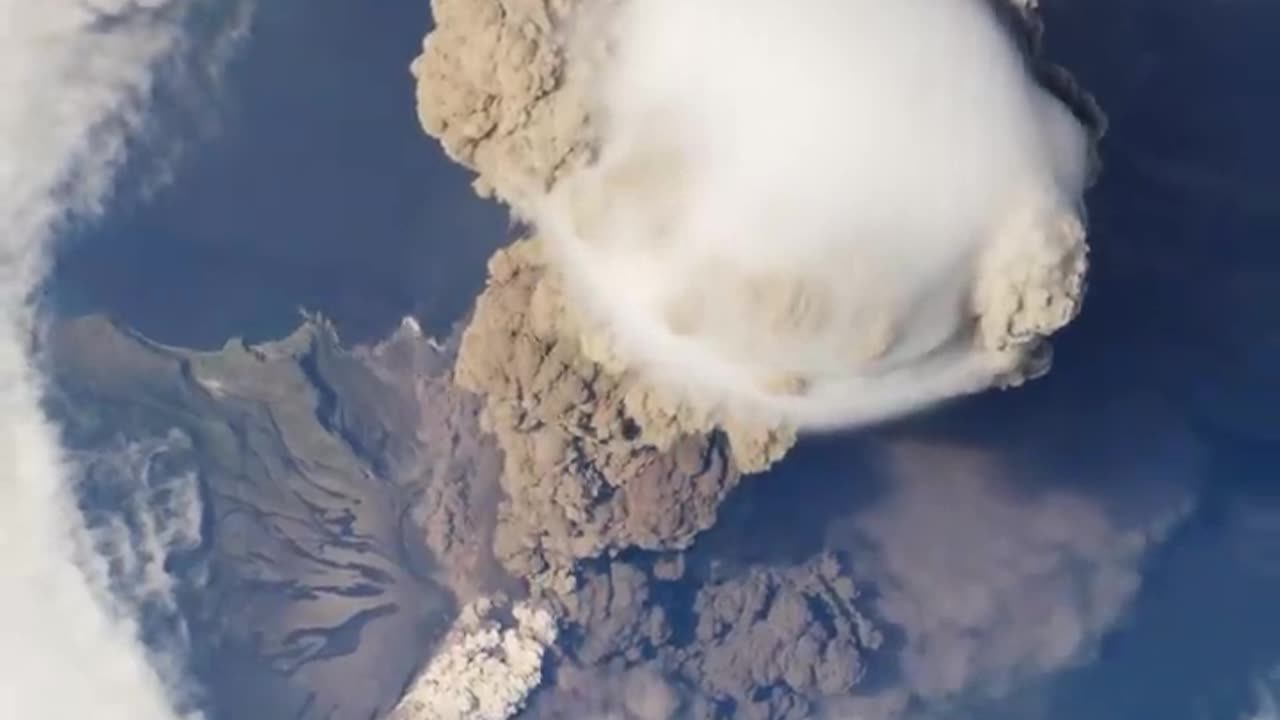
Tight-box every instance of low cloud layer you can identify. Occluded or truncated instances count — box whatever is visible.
[0,2,225,717]
[73,431,207,709]
[536,0,1092,431]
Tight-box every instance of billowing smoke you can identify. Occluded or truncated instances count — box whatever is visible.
[407,0,1114,718]
[536,0,1092,430]
[394,597,559,720]
[0,1,229,717]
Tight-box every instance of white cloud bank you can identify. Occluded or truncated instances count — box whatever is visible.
[537,0,1092,431]
[0,1,206,717]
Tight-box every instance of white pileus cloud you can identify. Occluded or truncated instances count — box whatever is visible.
[537,0,1091,431]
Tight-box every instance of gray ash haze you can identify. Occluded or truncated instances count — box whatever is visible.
[11,0,1280,719]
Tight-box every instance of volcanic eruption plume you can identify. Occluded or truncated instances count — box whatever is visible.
[405,1,1105,716]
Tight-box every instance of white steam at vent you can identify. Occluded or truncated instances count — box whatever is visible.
[537,0,1092,430]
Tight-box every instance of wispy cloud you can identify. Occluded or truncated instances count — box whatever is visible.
[0,1,222,717]
[75,430,208,711]
[1246,667,1280,720]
